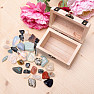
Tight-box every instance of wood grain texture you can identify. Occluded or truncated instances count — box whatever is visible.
[0,0,94,94]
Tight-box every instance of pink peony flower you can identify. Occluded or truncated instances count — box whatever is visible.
[20,2,50,30]
[69,0,94,20]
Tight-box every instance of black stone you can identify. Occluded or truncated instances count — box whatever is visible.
[23,69,30,74]
[12,67,22,74]
[35,38,39,43]
[82,20,88,26]
[25,63,30,68]
[19,30,25,35]
[19,35,24,41]
[11,47,18,53]
[38,69,44,74]
[44,79,53,87]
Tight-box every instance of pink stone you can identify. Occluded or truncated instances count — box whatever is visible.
[31,66,37,74]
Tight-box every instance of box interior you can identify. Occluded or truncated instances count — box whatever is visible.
[50,13,85,42]
[40,31,78,64]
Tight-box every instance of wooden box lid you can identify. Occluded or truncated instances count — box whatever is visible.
[49,7,91,43]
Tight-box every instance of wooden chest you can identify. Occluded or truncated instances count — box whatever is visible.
[37,7,91,68]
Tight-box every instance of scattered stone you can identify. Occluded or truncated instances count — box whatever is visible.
[32,75,42,81]
[24,74,31,79]
[17,59,24,65]
[31,66,37,74]
[19,30,25,35]
[48,72,55,77]
[23,69,30,74]
[12,36,20,47]
[8,53,18,64]
[42,71,50,79]
[28,78,36,88]
[34,58,42,66]
[28,34,36,43]
[45,63,54,71]
[24,30,31,41]
[8,49,13,54]
[12,67,22,74]
[3,45,10,49]
[19,35,24,41]
[25,63,30,68]
[17,43,25,51]
[38,69,44,74]
[2,56,8,62]
[35,38,39,43]
[41,56,48,67]
[24,42,34,51]
[44,79,53,87]
[27,53,35,62]
[11,47,18,53]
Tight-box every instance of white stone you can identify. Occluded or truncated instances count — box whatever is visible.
[24,74,31,79]
[27,53,35,62]
[32,75,42,81]
[45,63,54,71]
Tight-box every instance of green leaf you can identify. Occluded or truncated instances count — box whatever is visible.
[37,0,45,2]
[46,0,50,2]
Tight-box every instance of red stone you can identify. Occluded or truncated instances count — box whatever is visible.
[42,71,50,79]
[31,66,37,74]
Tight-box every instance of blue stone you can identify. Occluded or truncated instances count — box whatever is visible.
[12,36,20,47]
[24,42,34,51]
[41,56,48,67]
[17,43,25,51]
[8,49,13,54]
[2,56,8,62]
[12,67,22,74]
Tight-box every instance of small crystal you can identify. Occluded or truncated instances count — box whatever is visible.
[38,69,44,74]
[19,35,24,41]
[45,63,54,71]
[48,72,55,77]
[3,45,10,49]
[41,56,48,67]
[25,63,30,68]
[19,30,25,35]
[32,75,42,81]
[17,43,25,51]
[2,56,8,62]
[12,67,22,74]
[8,49,13,54]
[24,74,31,79]
[28,78,36,88]
[34,58,42,66]
[27,53,35,62]
[31,66,37,74]
[24,30,31,41]
[11,47,18,53]
[23,69,30,74]
[42,71,50,79]
[44,79,53,87]
[17,59,24,65]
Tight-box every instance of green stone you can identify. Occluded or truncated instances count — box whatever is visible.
[2,56,8,62]
[41,56,48,67]
[24,42,34,51]
[12,67,22,74]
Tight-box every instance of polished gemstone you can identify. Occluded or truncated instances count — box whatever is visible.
[11,47,18,53]
[3,45,10,49]
[12,67,22,74]
[31,66,37,74]
[24,42,34,51]
[8,53,17,64]
[32,75,42,81]
[8,49,13,54]
[25,63,30,68]
[27,53,35,62]
[42,71,50,79]
[19,30,25,35]
[48,72,55,77]
[28,78,36,88]
[44,79,53,87]
[24,74,31,79]
[2,56,8,62]
[12,36,20,47]
[17,59,24,65]
[23,69,30,74]
[28,34,36,43]
[17,43,25,51]
[34,58,42,66]
[24,30,31,41]
[35,38,39,43]
[45,63,54,71]
[41,56,48,67]
[38,69,44,74]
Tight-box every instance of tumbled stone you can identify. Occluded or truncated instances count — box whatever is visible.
[8,49,13,54]
[42,71,50,79]
[17,59,24,65]
[38,69,44,74]
[12,36,20,47]
[25,63,30,68]
[11,47,18,53]
[31,66,37,74]
[32,75,42,81]
[45,63,54,71]
[27,53,35,62]
[28,78,36,88]
[17,43,25,51]
[2,56,8,62]
[41,56,48,67]
[48,72,55,77]
[24,74,31,79]
[12,67,22,74]
[35,38,39,43]
[8,53,18,64]
[34,58,42,66]
[24,42,34,51]
[28,34,36,43]
[19,30,25,35]
[44,79,53,87]
[3,45,10,49]
[19,35,24,41]
[24,30,31,41]
[23,69,30,74]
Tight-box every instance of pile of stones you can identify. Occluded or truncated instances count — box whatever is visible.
[2,30,55,88]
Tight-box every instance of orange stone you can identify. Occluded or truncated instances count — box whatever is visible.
[31,66,37,74]
[42,71,50,79]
